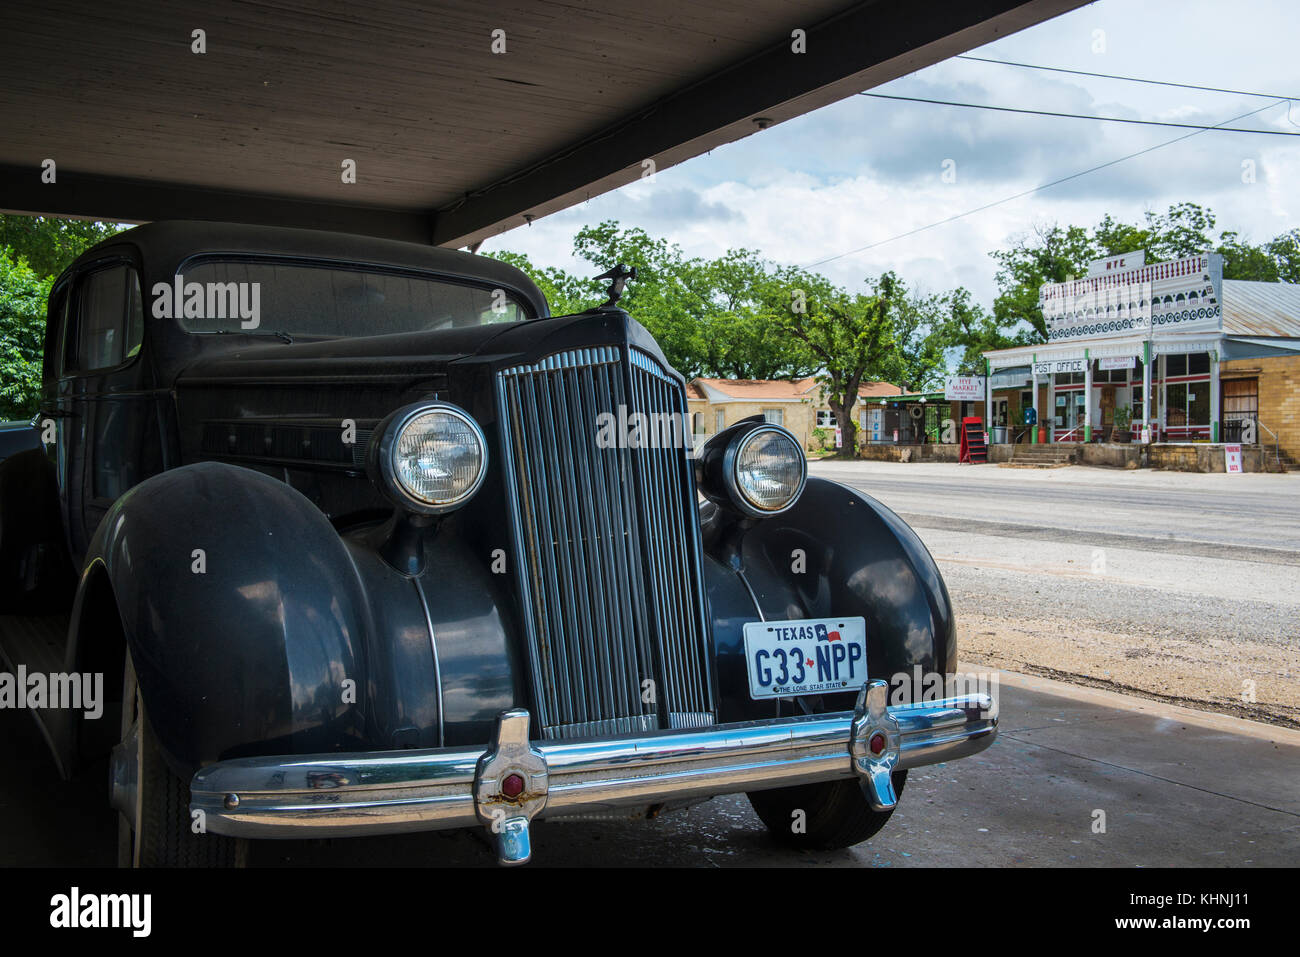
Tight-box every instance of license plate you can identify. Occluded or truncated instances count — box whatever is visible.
[742,617,868,699]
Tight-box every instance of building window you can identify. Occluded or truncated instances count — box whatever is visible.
[714,409,726,434]
[762,408,784,426]
[1166,383,1209,427]
[816,409,835,427]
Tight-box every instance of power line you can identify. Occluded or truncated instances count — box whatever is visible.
[955,54,1300,102]
[805,98,1287,269]
[859,91,1300,135]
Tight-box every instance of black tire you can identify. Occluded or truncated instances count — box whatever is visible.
[747,771,907,850]
[116,654,247,867]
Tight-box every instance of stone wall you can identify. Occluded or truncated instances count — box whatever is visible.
[1147,443,1267,472]
[858,443,962,463]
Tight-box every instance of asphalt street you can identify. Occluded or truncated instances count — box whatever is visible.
[811,459,1300,556]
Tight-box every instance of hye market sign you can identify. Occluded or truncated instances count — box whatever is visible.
[944,376,985,401]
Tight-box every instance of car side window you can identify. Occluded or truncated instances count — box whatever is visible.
[66,265,144,374]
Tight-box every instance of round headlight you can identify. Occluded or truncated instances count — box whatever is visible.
[374,403,487,514]
[727,425,806,515]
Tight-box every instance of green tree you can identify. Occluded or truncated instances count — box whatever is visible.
[1265,229,1300,283]
[935,286,1019,373]
[770,269,914,459]
[0,215,125,279]
[693,249,817,380]
[1145,202,1216,260]
[0,250,53,420]
[1217,227,1300,282]
[495,222,817,380]
[484,250,599,316]
[989,222,1095,343]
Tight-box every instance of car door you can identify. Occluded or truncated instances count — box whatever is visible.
[58,257,155,562]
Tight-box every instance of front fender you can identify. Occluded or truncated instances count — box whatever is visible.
[77,462,370,773]
[704,476,956,722]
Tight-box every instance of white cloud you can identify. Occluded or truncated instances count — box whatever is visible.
[479,0,1300,312]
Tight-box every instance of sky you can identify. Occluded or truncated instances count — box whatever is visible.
[477,0,1300,310]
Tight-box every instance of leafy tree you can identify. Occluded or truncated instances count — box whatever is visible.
[0,250,53,420]
[693,250,817,380]
[492,222,817,380]
[764,269,909,460]
[484,250,599,316]
[1265,230,1300,284]
[989,222,1095,343]
[1146,202,1217,260]
[0,215,125,279]
[934,287,1018,374]
[887,287,951,391]
[1217,227,1300,282]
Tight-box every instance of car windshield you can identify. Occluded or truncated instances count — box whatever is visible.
[171,259,530,337]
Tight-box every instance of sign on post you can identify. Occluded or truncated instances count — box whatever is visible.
[1032,359,1085,377]
[1225,444,1242,474]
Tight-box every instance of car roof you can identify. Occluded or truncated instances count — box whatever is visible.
[62,220,551,318]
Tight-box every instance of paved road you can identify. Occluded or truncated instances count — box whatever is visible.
[811,460,1300,557]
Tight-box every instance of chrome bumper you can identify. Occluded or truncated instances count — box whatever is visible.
[190,680,996,864]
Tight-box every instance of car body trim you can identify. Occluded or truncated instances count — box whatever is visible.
[189,688,996,843]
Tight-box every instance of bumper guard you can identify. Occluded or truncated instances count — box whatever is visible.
[190,679,996,864]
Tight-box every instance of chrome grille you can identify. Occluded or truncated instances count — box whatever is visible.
[496,346,715,739]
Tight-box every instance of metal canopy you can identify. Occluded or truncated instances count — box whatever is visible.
[0,0,1085,248]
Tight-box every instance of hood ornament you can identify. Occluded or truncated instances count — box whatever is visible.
[595,264,637,309]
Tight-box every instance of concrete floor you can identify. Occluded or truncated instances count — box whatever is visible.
[4,668,1295,867]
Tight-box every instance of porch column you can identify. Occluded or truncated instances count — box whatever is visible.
[1031,354,1038,444]
[1083,348,1093,442]
[1210,349,1220,442]
[1142,340,1151,438]
[1158,353,1166,438]
[985,358,993,440]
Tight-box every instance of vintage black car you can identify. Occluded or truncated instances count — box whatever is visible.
[0,221,996,865]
